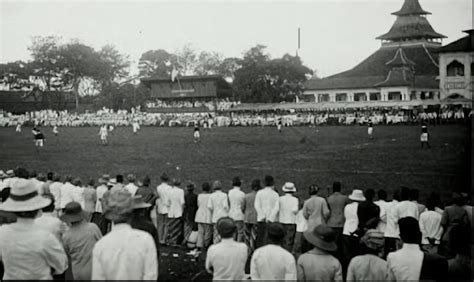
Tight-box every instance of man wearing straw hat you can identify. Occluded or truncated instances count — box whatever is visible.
[92,189,158,280]
[278,182,299,251]
[0,178,68,279]
[61,201,102,280]
[342,189,366,271]
[297,223,343,281]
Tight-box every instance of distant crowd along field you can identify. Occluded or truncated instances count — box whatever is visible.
[0,106,472,127]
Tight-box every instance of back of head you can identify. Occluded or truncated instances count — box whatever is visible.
[409,189,420,201]
[452,192,464,206]
[332,181,341,193]
[266,222,286,244]
[202,182,211,192]
[216,217,236,239]
[309,184,319,196]
[127,174,136,183]
[264,175,274,187]
[251,179,262,191]
[392,190,401,202]
[47,172,54,181]
[87,178,95,187]
[64,175,73,183]
[29,170,37,179]
[364,188,375,202]
[232,176,241,187]
[37,173,46,182]
[212,180,222,191]
[400,186,411,201]
[143,176,151,187]
[160,173,169,182]
[14,167,29,179]
[116,174,124,184]
[72,178,82,187]
[398,217,421,244]
[103,189,133,223]
[53,173,61,182]
[377,189,387,201]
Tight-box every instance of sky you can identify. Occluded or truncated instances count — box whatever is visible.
[0,0,472,78]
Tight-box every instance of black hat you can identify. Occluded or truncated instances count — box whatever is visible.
[232,176,241,187]
[60,202,87,223]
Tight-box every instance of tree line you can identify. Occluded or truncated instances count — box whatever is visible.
[0,36,314,110]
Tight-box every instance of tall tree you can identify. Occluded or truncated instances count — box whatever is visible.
[138,49,172,78]
[195,51,223,75]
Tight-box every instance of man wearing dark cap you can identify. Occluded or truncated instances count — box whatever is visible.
[250,222,296,280]
[205,217,247,280]
[386,217,448,281]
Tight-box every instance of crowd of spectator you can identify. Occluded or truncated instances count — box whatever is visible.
[0,167,471,280]
[145,98,239,111]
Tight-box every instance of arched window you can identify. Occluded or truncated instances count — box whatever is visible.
[447,60,464,77]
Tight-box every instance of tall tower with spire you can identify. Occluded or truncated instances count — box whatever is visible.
[376,0,446,47]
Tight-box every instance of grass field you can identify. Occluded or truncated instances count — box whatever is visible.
[0,124,470,203]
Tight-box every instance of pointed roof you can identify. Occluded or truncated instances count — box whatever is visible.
[392,0,430,16]
[377,0,445,42]
[386,48,415,67]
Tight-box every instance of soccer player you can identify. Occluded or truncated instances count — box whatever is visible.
[53,125,59,136]
[277,118,282,133]
[32,127,45,151]
[15,122,22,134]
[99,125,108,145]
[194,123,200,143]
[132,120,140,135]
[420,122,430,149]
[367,119,374,139]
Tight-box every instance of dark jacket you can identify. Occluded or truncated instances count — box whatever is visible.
[419,253,448,281]
[183,192,198,223]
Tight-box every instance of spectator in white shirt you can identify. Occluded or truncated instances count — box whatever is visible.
[29,170,45,195]
[383,190,401,257]
[251,222,297,280]
[92,189,158,280]
[48,174,63,214]
[156,173,171,245]
[124,174,138,196]
[278,182,298,251]
[342,189,365,273]
[374,189,389,234]
[419,198,443,254]
[60,175,76,209]
[394,187,420,221]
[254,175,279,248]
[292,199,307,255]
[410,188,426,215]
[208,180,229,244]
[228,176,245,242]
[35,194,67,241]
[195,182,213,251]
[71,178,85,209]
[205,217,247,281]
[166,179,185,246]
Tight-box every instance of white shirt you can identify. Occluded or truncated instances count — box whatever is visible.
[228,187,245,221]
[394,200,420,221]
[92,223,158,280]
[195,193,212,224]
[156,182,172,214]
[208,190,229,223]
[384,200,400,238]
[95,185,108,213]
[72,185,85,209]
[124,183,138,196]
[278,194,299,224]
[254,187,280,222]
[0,219,68,280]
[49,181,63,210]
[205,238,247,281]
[386,243,424,281]
[251,244,297,280]
[31,178,45,195]
[295,209,308,232]
[343,202,359,236]
[374,200,389,233]
[35,212,67,241]
[419,210,443,244]
[167,186,185,218]
[60,182,76,209]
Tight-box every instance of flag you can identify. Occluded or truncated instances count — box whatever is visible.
[171,67,179,82]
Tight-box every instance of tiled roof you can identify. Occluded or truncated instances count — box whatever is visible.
[392,0,431,16]
[375,68,414,87]
[437,30,474,53]
[304,45,439,90]
[376,16,446,41]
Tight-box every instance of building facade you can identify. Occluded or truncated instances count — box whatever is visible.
[437,30,474,101]
[303,0,445,104]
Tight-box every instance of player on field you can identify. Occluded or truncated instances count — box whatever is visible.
[420,122,430,149]
[15,122,22,134]
[32,127,45,151]
[99,125,108,145]
[53,125,59,136]
[194,123,200,143]
[132,120,140,135]
[277,117,282,133]
[367,119,374,139]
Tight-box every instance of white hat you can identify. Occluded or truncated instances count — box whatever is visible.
[107,178,117,186]
[348,189,366,202]
[0,179,51,212]
[0,170,7,179]
[282,182,296,193]
[6,170,14,177]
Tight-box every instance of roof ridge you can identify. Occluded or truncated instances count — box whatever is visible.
[422,44,439,67]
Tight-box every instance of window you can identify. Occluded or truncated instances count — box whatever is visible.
[388,92,402,101]
[410,91,417,100]
[447,60,464,77]
[354,93,367,101]
[318,94,329,102]
[369,92,380,101]
[335,93,347,102]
